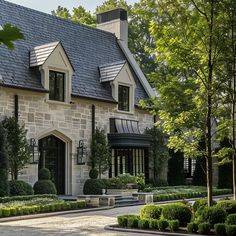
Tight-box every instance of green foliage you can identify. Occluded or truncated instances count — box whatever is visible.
[0,124,9,197]
[38,168,51,180]
[2,117,31,180]
[168,220,179,232]
[192,156,207,186]
[218,162,232,189]
[33,180,57,195]
[217,200,236,215]
[149,219,158,229]
[89,168,98,179]
[193,198,217,213]
[0,23,24,49]
[135,173,145,190]
[83,179,105,195]
[162,203,192,226]
[226,225,236,236]
[0,194,57,203]
[118,215,131,227]
[90,128,111,178]
[226,214,236,225]
[148,178,168,187]
[138,218,149,229]
[187,222,198,233]
[200,206,227,226]
[127,215,140,228]
[9,180,33,196]
[109,174,137,189]
[2,208,11,217]
[157,219,168,231]
[140,204,162,219]
[198,223,211,235]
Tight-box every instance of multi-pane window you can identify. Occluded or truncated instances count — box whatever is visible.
[49,71,65,102]
[118,85,130,111]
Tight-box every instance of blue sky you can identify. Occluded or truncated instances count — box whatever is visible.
[7,0,138,13]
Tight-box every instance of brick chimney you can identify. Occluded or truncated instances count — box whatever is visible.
[96,8,128,45]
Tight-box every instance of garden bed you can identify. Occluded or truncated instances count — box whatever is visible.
[0,195,86,218]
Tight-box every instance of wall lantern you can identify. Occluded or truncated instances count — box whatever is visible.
[29,138,39,164]
[76,140,86,165]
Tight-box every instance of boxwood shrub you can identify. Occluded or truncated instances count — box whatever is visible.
[9,180,33,196]
[140,204,162,219]
[149,219,158,229]
[162,203,192,226]
[214,223,226,236]
[217,200,236,215]
[157,219,168,231]
[226,225,236,236]
[2,208,11,217]
[83,179,105,195]
[193,198,216,212]
[127,215,140,228]
[198,222,211,235]
[187,222,198,233]
[168,220,179,232]
[138,218,149,229]
[226,213,236,225]
[33,180,57,195]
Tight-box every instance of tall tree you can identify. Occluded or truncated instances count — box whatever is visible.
[148,0,229,206]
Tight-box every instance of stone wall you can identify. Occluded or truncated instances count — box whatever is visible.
[0,87,154,195]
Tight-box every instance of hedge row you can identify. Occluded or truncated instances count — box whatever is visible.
[117,214,180,232]
[0,200,86,218]
[153,189,231,202]
[0,194,58,203]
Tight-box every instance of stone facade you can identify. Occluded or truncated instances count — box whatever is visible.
[0,86,153,195]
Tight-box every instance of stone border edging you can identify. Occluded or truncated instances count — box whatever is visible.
[105,225,200,236]
[0,206,114,223]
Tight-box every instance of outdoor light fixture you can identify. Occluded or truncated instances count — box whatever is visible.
[29,138,39,164]
[76,140,86,165]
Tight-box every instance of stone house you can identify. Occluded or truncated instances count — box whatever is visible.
[0,0,155,195]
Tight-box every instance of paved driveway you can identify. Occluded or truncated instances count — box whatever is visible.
[0,205,159,236]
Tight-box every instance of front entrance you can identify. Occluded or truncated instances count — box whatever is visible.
[39,135,65,194]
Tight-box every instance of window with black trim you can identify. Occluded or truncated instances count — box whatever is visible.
[118,85,129,111]
[49,71,65,102]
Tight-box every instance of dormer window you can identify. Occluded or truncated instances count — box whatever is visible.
[49,71,65,102]
[118,85,129,111]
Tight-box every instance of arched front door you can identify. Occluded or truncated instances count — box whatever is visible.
[39,135,65,195]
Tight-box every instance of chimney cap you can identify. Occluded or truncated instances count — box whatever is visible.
[97,8,127,24]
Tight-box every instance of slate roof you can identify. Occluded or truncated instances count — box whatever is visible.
[0,0,149,102]
[99,60,125,83]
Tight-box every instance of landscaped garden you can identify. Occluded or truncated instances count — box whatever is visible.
[117,199,236,235]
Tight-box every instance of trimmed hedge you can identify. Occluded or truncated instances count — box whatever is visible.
[198,222,211,235]
[38,168,51,180]
[193,198,216,212]
[187,222,198,233]
[168,220,179,232]
[9,180,33,196]
[138,218,149,229]
[214,223,226,236]
[0,194,57,203]
[226,213,236,225]
[157,219,168,231]
[127,215,140,228]
[89,168,98,179]
[33,180,57,195]
[217,200,236,215]
[140,205,162,219]
[162,203,192,226]
[83,179,105,195]
[0,200,86,218]
[226,225,236,236]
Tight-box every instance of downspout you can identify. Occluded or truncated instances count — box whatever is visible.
[14,94,19,121]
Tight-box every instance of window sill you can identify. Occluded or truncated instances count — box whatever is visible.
[116,109,134,115]
[45,99,71,106]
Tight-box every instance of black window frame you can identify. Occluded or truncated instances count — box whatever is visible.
[49,71,65,102]
[118,85,130,111]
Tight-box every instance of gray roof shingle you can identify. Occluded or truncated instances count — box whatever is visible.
[0,0,149,102]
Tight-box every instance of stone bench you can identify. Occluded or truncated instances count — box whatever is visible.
[77,195,116,207]
[132,192,154,204]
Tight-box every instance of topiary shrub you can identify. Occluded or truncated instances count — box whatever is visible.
[89,168,98,179]
[83,179,105,195]
[38,168,50,180]
[140,204,163,219]
[2,208,11,217]
[9,180,33,196]
[217,200,236,215]
[214,223,226,236]
[168,220,179,232]
[226,225,236,236]
[198,222,211,235]
[33,180,57,194]
[117,215,129,227]
[162,203,192,226]
[201,206,227,226]
[138,218,149,229]
[127,215,140,228]
[149,219,158,229]
[193,198,216,212]
[226,213,236,225]
[157,219,168,231]
[187,222,198,233]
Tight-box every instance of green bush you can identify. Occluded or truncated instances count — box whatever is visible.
[33,180,57,194]
[77,201,86,208]
[127,215,140,228]
[138,218,149,229]
[226,213,236,225]
[83,179,105,195]
[89,168,98,179]
[201,206,227,226]
[117,215,128,227]
[193,198,216,212]
[38,168,51,180]
[2,208,11,217]
[198,222,211,235]
[168,220,179,232]
[140,204,162,219]
[214,223,226,236]
[187,222,198,233]
[157,219,168,231]
[9,207,17,216]
[217,200,236,215]
[162,203,192,226]
[0,208,2,217]
[226,225,236,236]
[9,180,33,196]
[149,219,158,229]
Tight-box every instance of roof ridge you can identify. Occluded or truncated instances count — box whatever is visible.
[1,0,117,38]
